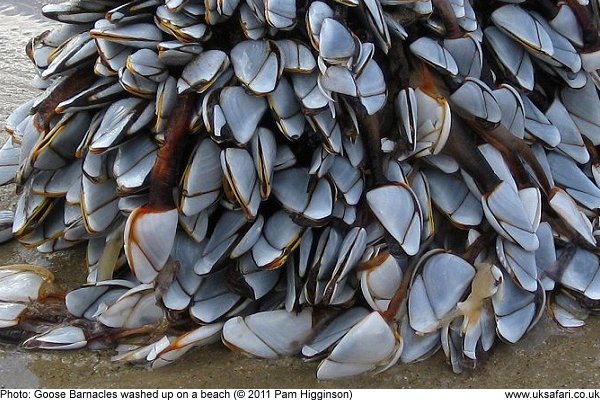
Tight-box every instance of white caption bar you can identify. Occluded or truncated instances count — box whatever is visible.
[0,389,599,400]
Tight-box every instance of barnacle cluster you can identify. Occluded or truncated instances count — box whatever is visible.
[1,0,600,379]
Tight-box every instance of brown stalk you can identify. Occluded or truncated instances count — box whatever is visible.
[148,93,196,211]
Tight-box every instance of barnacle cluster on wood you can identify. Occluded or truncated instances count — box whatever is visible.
[1,0,600,379]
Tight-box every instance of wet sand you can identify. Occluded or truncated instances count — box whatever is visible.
[0,2,599,389]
